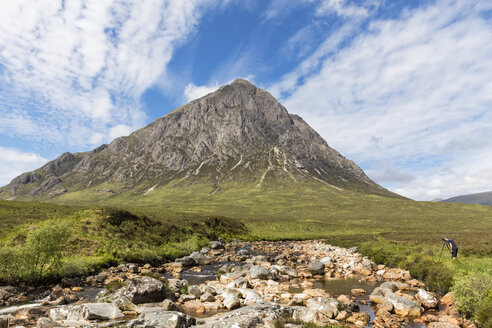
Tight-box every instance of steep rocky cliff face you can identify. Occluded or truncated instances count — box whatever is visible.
[0,79,395,201]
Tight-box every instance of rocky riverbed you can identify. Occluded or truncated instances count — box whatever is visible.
[0,240,474,328]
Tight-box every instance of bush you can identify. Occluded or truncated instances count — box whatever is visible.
[475,294,492,328]
[359,238,454,293]
[452,274,492,319]
[0,221,70,283]
[407,259,453,294]
[24,222,71,280]
[0,246,25,283]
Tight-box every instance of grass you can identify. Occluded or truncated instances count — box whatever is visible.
[40,180,491,255]
[0,183,491,324]
[0,207,247,284]
[0,200,82,239]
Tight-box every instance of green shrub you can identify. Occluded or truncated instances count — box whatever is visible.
[0,221,71,283]
[407,259,453,294]
[452,274,492,319]
[475,294,492,328]
[59,256,92,277]
[0,246,25,283]
[359,238,454,293]
[24,222,71,280]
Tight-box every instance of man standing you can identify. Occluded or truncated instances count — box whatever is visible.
[444,237,458,259]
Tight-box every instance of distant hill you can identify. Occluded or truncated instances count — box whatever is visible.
[442,191,492,206]
[0,79,399,207]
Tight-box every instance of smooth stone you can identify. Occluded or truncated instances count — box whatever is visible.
[249,266,272,280]
[308,261,325,275]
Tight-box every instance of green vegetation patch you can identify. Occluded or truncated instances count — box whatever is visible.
[0,207,248,284]
[452,274,492,326]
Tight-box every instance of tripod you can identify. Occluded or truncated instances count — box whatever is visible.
[439,240,451,261]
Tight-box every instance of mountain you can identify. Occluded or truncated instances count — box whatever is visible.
[0,79,398,206]
[442,191,492,206]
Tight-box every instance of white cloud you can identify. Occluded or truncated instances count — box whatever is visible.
[307,0,374,18]
[0,0,221,147]
[272,0,492,200]
[0,147,48,186]
[395,152,492,200]
[366,164,415,184]
[183,75,255,102]
[184,83,220,101]
[109,124,133,140]
[263,0,301,20]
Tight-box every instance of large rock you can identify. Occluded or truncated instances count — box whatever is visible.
[251,255,269,264]
[0,286,15,301]
[308,261,325,275]
[102,276,171,309]
[250,266,272,280]
[272,265,298,278]
[182,300,205,315]
[195,302,296,328]
[188,285,202,298]
[209,241,225,250]
[305,297,339,319]
[236,249,250,260]
[189,252,210,265]
[242,289,263,305]
[416,289,438,309]
[0,316,8,328]
[293,307,340,325]
[37,317,62,328]
[385,293,422,317]
[200,293,216,302]
[369,290,387,304]
[125,309,196,328]
[428,323,460,328]
[49,303,124,321]
[219,271,244,284]
[176,256,197,267]
[319,257,333,267]
[223,293,240,310]
[356,262,373,276]
[234,277,250,289]
[379,282,398,292]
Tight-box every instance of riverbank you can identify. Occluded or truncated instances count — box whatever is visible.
[0,240,475,328]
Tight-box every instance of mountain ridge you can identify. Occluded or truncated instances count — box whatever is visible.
[442,190,492,207]
[0,79,399,203]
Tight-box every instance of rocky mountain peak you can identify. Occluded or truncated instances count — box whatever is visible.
[0,79,394,201]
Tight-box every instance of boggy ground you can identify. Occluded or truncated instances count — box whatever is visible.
[0,240,476,328]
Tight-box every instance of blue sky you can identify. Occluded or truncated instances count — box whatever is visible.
[0,0,491,200]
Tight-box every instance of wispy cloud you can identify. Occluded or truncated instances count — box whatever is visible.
[0,147,48,186]
[311,0,372,17]
[0,0,221,147]
[272,0,492,200]
[184,83,220,102]
[263,0,303,20]
[183,74,255,101]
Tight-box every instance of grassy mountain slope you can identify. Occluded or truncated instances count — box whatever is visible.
[443,190,492,206]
